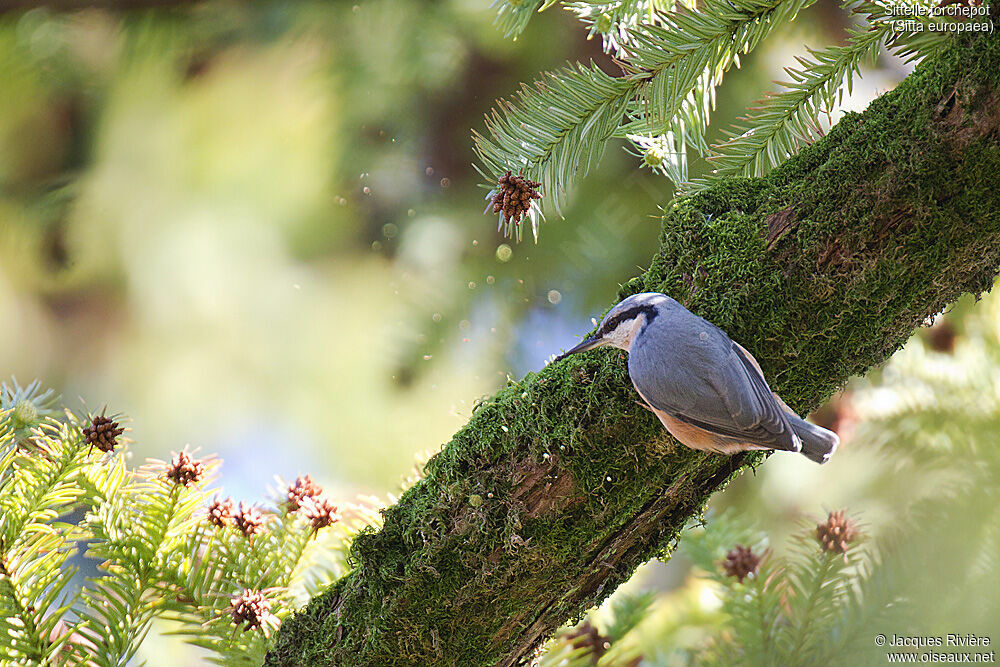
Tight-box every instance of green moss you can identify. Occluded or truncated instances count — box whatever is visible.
[266,33,1000,667]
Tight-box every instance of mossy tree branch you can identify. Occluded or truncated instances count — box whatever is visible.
[267,31,1000,667]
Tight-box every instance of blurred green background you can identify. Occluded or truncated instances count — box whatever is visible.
[1,1,996,664]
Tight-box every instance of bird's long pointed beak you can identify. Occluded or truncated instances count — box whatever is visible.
[553,336,603,362]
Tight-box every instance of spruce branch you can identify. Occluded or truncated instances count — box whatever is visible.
[779,516,864,664]
[0,378,59,448]
[0,417,92,664]
[491,0,547,39]
[0,419,90,557]
[162,480,343,664]
[474,62,635,223]
[689,513,865,666]
[701,1,954,183]
[161,519,273,664]
[271,516,315,588]
[0,384,353,665]
[475,0,817,236]
[569,0,676,56]
[680,513,784,665]
[72,456,212,667]
[480,0,968,239]
[167,527,293,664]
[493,0,680,50]
[702,22,891,181]
[823,546,907,660]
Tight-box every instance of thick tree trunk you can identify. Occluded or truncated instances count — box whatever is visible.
[267,31,1000,666]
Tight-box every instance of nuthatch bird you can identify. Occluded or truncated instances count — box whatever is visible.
[555,292,838,464]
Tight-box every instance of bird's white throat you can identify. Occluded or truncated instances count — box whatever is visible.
[604,314,646,352]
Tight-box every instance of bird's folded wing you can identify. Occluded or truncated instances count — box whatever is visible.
[630,334,800,452]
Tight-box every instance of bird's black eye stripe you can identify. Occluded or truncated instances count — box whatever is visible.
[600,304,658,335]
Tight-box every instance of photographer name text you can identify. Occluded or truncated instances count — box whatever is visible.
[885,634,992,648]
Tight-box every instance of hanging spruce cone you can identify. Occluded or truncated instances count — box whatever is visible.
[816,509,859,556]
[301,496,339,533]
[83,414,124,453]
[230,589,280,636]
[722,544,762,583]
[165,450,205,487]
[207,496,234,528]
[234,502,266,542]
[489,171,541,226]
[285,475,323,514]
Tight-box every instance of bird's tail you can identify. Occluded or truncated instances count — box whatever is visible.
[787,415,839,464]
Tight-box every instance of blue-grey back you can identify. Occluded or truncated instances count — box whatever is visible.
[628,298,797,450]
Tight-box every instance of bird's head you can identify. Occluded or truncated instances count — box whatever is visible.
[554,292,670,361]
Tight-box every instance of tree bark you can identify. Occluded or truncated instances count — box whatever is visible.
[267,31,1000,666]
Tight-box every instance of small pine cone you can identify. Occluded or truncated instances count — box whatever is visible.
[207,496,234,528]
[234,502,266,541]
[567,619,609,659]
[165,450,205,487]
[301,496,339,533]
[926,319,957,354]
[230,589,280,636]
[285,475,323,514]
[490,171,542,225]
[83,414,124,453]
[816,509,859,556]
[722,544,762,583]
